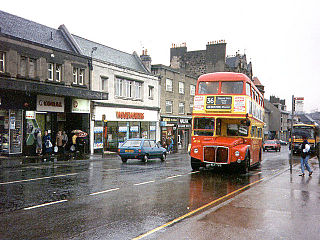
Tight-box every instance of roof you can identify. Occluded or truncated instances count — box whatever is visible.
[72,35,147,73]
[0,10,75,52]
[253,77,262,85]
[225,56,238,68]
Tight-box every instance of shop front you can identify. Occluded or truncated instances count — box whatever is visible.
[160,116,191,153]
[92,106,160,153]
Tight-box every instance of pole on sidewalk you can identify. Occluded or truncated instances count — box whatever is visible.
[290,95,294,173]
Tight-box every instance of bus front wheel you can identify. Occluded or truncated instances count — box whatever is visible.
[191,157,201,171]
[240,154,250,174]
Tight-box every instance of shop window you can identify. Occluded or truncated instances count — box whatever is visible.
[148,86,154,99]
[166,100,173,113]
[0,52,5,72]
[179,102,185,114]
[179,82,185,94]
[166,78,173,92]
[149,122,156,140]
[190,85,195,96]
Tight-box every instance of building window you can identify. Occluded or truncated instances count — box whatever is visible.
[190,103,194,113]
[56,64,62,82]
[134,81,142,99]
[73,67,78,84]
[166,100,173,113]
[29,58,36,78]
[48,63,54,81]
[115,77,142,100]
[179,82,185,94]
[0,52,5,72]
[179,102,185,114]
[79,69,84,85]
[190,85,195,96]
[166,78,173,92]
[101,77,108,91]
[20,56,27,76]
[148,86,154,99]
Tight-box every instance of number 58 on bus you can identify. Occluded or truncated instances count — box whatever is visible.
[190,72,264,173]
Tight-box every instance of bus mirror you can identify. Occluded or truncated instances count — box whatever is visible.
[246,120,251,126]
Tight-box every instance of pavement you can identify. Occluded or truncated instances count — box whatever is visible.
[154,157,320,240]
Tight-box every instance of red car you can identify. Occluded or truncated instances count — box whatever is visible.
[263,140,281,152]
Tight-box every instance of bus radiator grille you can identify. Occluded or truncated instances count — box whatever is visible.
[204,146,229,164]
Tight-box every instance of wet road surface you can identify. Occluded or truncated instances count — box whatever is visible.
[0,147,300,239]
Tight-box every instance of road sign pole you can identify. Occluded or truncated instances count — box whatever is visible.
[290,95,294,173]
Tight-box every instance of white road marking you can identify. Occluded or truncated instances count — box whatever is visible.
[0,173,79,185]
[167,175,182,179]
[89,188,120,196]
[188,171,200,174]
[134,180,155,186]
[24,200,68,210]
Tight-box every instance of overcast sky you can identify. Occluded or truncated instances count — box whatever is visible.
[2,0,319,112]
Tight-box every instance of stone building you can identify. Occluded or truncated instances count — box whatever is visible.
[269,96,290,141]
[169,41,253,79]
[72,33,161,153]
[169,41,226,77]
[151,64,197,152]
[0,10,107,156]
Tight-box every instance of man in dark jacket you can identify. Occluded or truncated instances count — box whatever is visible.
[299,136,313,176]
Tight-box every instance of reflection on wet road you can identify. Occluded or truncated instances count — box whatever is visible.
[0,147,299,239]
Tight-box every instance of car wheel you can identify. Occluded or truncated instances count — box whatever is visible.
[121,157,127,163]
[263,149,265,152]
[279,148,281,152]
[143,154,149,163]
[160,153,166,161]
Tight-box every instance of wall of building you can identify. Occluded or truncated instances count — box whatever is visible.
[91,60,159,108]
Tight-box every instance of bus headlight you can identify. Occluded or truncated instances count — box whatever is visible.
[194,148,199,154]
[235,151,240,157]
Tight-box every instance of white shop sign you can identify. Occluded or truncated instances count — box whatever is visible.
[25,111,36,119]
[72,99,90,113]
[37,95,64,113]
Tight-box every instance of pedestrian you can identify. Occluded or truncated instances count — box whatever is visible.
[35,130,42,155]
[299,136,313,176]
[166,137,171,153]
[43,130,53,157]
[71,133,77,152]
[62,130,68,153]
[55,131,63,156]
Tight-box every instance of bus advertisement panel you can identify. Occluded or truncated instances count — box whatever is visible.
[190,72,264,173]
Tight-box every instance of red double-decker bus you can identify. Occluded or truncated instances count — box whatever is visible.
[190,72,264,172]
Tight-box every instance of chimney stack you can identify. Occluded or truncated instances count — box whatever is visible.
[140,49,152,72]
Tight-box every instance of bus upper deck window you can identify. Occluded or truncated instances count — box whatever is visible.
[221,81,243,94]
[198,81,219,94]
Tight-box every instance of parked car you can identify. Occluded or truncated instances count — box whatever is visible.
[263,140,281,152]
[118,138,167,163]
[279,140,288,145]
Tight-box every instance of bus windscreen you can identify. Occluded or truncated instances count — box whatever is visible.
[198,82,219,94]
[221,81,243,94]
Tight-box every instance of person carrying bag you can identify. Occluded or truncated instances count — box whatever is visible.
[299,136,313,177]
